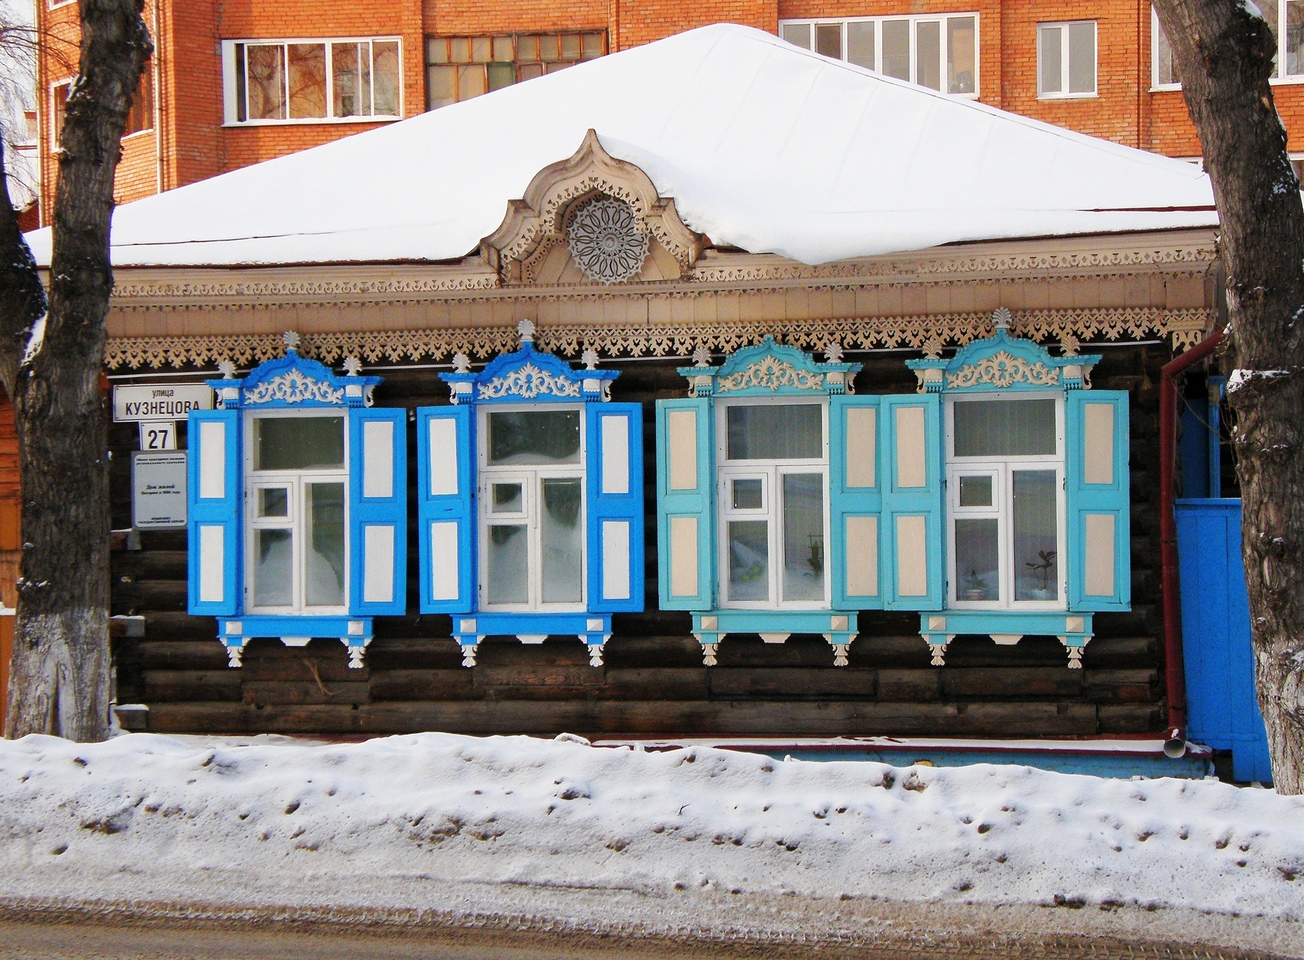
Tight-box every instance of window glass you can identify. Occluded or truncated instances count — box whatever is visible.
[126,62,154,134]
[487,410,581,465]
[1012,470,1058,601]
[254,416,345,470]
[51,81,70,144]
[491,482,524,513]
[287,43,327,118]
[372,41,400,115]
[958,474,993,507]
[258,487,289,518]
[953,399,1056,457]
[1039,25,1063,94]
[947,17,976,93]
[915,20,941,90]
[332,43,362,117]
[428,64,456,109]
[471,36,493,61]
[727,520,769,601]
[846,20,875,68]
[781,22,812,49]
[458,64,486,101]
[1287,0,1304,75]
[492,36,513,60]
[486,525,529,604]
[955,519,998,600]
[816,22,842,58]
[253,529,293,607]
[882,20,912,80]
[305,482,346,606]
[540,478,583,603]
[726,404,822,460]
[1067,22,1096,93]
[781,473,825,602]
[246,44,286,120]
[561,33,582,59]
[424,31,605,109]
[1154,15,1177,85]
[487,62,515,91]
[732,477,764,510]
[582,32,604,58]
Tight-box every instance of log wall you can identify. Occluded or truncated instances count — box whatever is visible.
[108,345,1167,738]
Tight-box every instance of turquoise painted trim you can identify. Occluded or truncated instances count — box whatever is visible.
[348,408,408,617]
[655,397,715,610]
[917,610,1093,667]
[880,394,944,609]
[187,409,241,617]
[905,326,1100,394]
[586,403,645,613]
[830,395,883,608]
[1066,391,1131,610]
[208,348,378,409]
[690,609,858,641]
[415,405,477,614]
[676,336,859,398]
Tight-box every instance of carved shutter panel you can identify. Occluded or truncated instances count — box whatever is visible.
[187,409,242,617]
[655,397,714,610]
[348,408,407,616]
[880,394,944,609]
[416,405,477,614]
[1066,391,1130,610]
[830,395,883,608]
[586,403,645,613]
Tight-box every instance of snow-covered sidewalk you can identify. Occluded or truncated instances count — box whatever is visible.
[1,732,1302,955]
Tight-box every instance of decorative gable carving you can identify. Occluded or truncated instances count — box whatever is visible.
[210,332,378,409]
[481,129,703,286]
[442,319,618,403]
[679,336,860,398]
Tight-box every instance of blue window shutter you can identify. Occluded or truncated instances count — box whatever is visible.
[586,403,645,613]
[348,408,407,616]
[830,395,883,609]
[187,409,241,616]
[655,397,714,610]
[1066,390,1130,610]
[416,405,476,613]
[880,394,944,609]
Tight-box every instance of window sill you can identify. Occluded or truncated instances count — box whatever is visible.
[691,609,858,666]
[1036,92,1098,101]
[918,610,1092,667]
[222,116,401,128]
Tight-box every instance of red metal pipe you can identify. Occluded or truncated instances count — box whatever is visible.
[1159,328,1225,755]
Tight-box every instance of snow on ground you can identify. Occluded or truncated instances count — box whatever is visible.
[2,730,1303,930]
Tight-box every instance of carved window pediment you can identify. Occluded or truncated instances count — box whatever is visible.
[210,342,377,409]
[678,336,860,398]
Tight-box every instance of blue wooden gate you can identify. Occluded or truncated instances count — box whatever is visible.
[1174,499,1272,783]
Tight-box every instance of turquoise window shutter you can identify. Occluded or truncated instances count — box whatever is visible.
[586,402,645,612]
[187,409,242,617]
[880,394,944,609]
[348,408,407,616]
[830,394,883,609]
[416,405,477,613]
[1066,390,1130,610]
[655,397,714,610]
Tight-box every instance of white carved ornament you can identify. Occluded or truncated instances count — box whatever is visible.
[567,197,650,284]
[478,362,581,400]
[717,356,825,393]
[244,368,345,405]
[946,350,1060,390]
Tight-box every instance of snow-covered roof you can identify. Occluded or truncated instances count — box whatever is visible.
[25,24,1217,269]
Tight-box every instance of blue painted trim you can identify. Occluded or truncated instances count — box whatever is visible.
[348,408,407,616]
[208,349,378,409]
[440,341,618,405]
[450,612,612,647]
[655,397,715,610]
[586,403,645,612]
[880,394,944,609]
[829,395,883,608]
[218,615,372,649]
[187,409,242,617]
[416,405,477,614]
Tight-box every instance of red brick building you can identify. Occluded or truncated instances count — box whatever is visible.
[31,0,1304,223]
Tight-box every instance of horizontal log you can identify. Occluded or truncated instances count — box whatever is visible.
[112,550,187,581]
[369,668,477,701]
[135,640,230,670]
[713,635,850,669]
[707,668,877,700]
[940,667,1084,700]
[1082,669,1161,703]
[875,669,942,701]
[941,635,1073,668]
[364,636,466,671]
[847,634,934,668]
[143,670,242,703]
[601,634,706,668]
[242,680,371,707]
[142,612,220,642]
[1096,703,1165,734]
[240,647,369,684]
[597,667,711,701]
[1078,636,1158,668]
[112,580,187,614]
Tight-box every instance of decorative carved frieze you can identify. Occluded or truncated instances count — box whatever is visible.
[716,356,826,393]
[243,367,346,405]
[477,362,583,400]
[945,351,1061,390]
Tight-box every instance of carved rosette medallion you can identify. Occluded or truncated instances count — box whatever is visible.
[567,197,650,284]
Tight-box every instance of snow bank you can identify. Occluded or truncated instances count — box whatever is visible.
[2,732,1302,920]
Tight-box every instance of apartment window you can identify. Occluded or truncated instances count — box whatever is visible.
[1038,21,1096,98]
[778,14,978,96]
[50,80,70,145]
[222,38,401,124]
[425,32,605,109]
[126,62,154,136]
[947,397,1064,608]
[1155,1,1304,86]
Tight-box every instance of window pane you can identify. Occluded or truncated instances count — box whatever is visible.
[492,36,513,61]
[331,42,361,117]
[816,22,842,59]
[781,22,812,50]
[1154,17,1177,84]
[254,416,345,470]
[732,477,763,510]
[561,33,581,60]
[427,64,457,108]
[947,16,976,93]
[1263,0,1282,77]
[258,487,289,518]
[916,20,941,90]
[782,473,825,602]
[491,482,523,513]
[882,20,911,80]
[582,32,604,58]
[518,63,544,81]
[953,399,1056,457]
[287,43,327,118]
[471,36,492,61]
[305,482,346,607]
[846,20,875,69]
[539,34,560,60]
[541,478,583,604]
[426,38,448,64]
[126,62,154,134]
[457,64,486,101]
[487,410,581,464]
[1068,22,1096,93]
[958,474,993,507]
[727,520,769,602]
[955,519,998,601]
[1013,470,1059,601]
[254,528,293,607]
[372,41,399,115]
[1287,0,1304,75]
[487,62,515,91]
[486,525,529,604]
[518,35,540,59]
[449,37,472,63]
[726,405,823,460]
[246,44,286,120]
[1039,25,1063,93]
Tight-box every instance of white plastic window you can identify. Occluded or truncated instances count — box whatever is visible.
[717,400,830,608]
[222,38,401,124]
[947,396,1065,609]
[1038,21,1097,98]
[479,407,586,611]
[779,14,978,96]
[245,412,349,613]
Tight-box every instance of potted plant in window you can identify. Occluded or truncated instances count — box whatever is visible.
[1024,550,1057,600]
[963,569,987,602]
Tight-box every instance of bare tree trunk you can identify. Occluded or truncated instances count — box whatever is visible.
[1153,0,1304,792]
[0,0,150,740]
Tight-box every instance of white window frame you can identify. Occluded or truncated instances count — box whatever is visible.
[1150,8,1182,90]
[477,404,588,613]
[221,37,403,126]
[778,13,980,98]
[243,410,350,616]
[716,398,832,610]
[1037,21,1097,99]
[945,393,1067,612]
[1153,1,1304,88]
[49,79,71,150]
